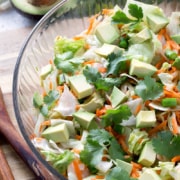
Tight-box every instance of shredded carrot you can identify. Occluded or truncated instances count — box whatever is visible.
[118,135,131,155]
[131,95,140,99]
[105,126,117,137]
[72,149,81,154]
[98,67,107,73]
[134,104,142,116]
[49,81,53,90]
[29,133,36,140]
[73,36,84,40]
[75,134,82,140]
[86,14,99,35]
[83,59,96,65]
[102,8,113,15]
[42,90,47,97]
[72,159,83,180]
[75,104,81,111]
[130,161,142,178]
[148,120,167,136]
[96,107,106,117]
[164,89,180,98]
[171,117,179,135]
[56,85,64,92]
[95,175,105,179]
[84,43,90,50]
[171,155,180,162]
[39,120,51,132]
[157,28,166,41]
[49,59,53,64]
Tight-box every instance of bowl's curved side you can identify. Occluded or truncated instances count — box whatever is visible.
[13,0,180,178]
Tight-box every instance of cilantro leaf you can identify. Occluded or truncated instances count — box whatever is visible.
[41,150,75,174]
[128,4,143,20]
[106,166,136,180]
[101,105,132,129]
[83,66,126,92]
[135,76,163,101]
[152,131,180,159]
[44,90,60,108]
[95,77,126,91]
[83,66,101,84]
[112,10,132,24]
[54,52,84,74]
[107,53,128,76]
[80,129,124,173]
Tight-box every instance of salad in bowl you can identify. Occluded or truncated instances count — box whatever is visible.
[30,0,180,179]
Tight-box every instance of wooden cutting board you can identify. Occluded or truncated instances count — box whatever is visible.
[0,6,38,180]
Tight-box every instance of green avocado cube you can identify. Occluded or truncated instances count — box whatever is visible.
[171,34,180,44]
[73,110,95,129]
[42,123,69,143]
[68,74,94,99]
[138,141,156,167]
[40,64,53,80]
[116,159,133,175]
[95,22,120,44]
[129,28,152,44]
[139,168,161,180]
[147,13,169,33]
[136,110,156,128]
[110,86,128,108]
[95,43,124,57]
[129,59,157,78]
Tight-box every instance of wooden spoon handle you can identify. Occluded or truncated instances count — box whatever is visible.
[0,146,14,180]
[0,88,59,180]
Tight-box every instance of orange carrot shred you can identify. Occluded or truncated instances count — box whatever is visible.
[118,135,131,155]
[171,117,179,135]
[148,120,167,136]
[98,67,107,73]
[72,160,83,180]
[171,155,180,163]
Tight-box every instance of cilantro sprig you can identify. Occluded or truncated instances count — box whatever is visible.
[152,131,180,160]
[101,105,132,133]
[83,66,126,91]
[135,76,163,101]
[80,129,124,173]
[112,4,143,24]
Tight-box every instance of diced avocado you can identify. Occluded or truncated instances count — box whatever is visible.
[167,12,180,44]
[95,43,124,57]
[138,141,156,167]
[68,74,94,99]
[171,34,180,44]
[110,86,128,108]
[147,13,169,33]
[139,168,161,180]
[80,92,104,113]
[40,64,53,80]
[33,92,43,108]
[95,22,120,44]
[136,110,156,128]
[129,59,157,78]
[123,0,164,22]
[129,28,152,44]
[116,159,132,175]
[73,110,95,129]
[41,123,69,143]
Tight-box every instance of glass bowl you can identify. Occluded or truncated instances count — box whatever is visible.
[13,0,180,179]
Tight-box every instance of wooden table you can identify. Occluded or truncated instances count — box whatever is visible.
[0,5,39,179]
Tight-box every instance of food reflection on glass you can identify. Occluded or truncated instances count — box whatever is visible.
[31,0,180,179]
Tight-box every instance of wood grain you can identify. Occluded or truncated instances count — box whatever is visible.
[0,146,14,180]
[0,87,59,180]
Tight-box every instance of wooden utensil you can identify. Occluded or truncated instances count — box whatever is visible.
[0,87,59,180]
[0,146,14,180]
